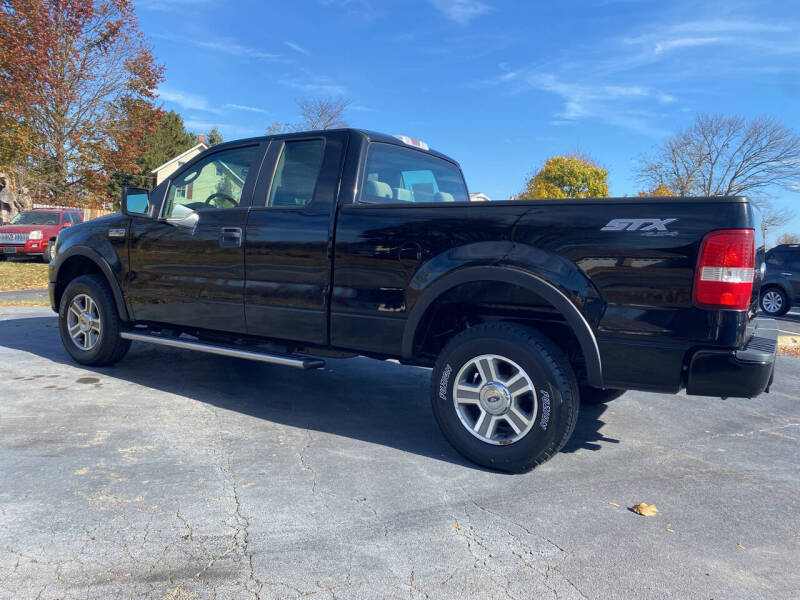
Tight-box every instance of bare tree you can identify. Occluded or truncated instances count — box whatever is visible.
[760,202,794,247]
[265,96,351,135]
[637,115,800,202]
[298,97,350,130]
[776,232,800,245]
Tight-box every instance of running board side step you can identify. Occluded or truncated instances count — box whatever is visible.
[120,331,325,369]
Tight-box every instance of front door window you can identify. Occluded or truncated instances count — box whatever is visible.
[163,146,258,219]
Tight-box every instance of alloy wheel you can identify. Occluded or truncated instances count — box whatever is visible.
[453,354,538,445]
[67,294,102,351]
[762,290,783,314]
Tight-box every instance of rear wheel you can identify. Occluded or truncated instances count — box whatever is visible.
[760,287,789,316]
[58,274,131,366]
[431,323,579,473]
[579,386,626,404]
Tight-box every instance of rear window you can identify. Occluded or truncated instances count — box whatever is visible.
[359,143,468,204]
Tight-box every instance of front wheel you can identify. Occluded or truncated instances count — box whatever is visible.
[431,323,579,473]
[43,239,55,263]
[760,287,789,316]
[58,274,131,366]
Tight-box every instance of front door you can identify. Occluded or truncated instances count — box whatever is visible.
[127,143,264,333]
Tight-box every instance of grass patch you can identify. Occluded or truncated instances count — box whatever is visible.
[0,260,49,291]
[0,300,50,307]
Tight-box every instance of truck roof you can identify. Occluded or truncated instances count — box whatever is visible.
[213,128,459,166]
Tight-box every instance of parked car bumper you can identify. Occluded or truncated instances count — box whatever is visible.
[685,317,777,398]
[0,239,49,256]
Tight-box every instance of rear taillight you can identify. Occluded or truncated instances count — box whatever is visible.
[693,229,755,310]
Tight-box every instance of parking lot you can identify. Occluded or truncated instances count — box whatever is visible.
[1,305,798,599]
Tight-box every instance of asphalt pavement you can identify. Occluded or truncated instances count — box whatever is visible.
[0,306,798,599]
[773,309,800,339]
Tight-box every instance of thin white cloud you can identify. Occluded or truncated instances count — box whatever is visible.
[428,0,491,25]
[137,0,213,12]
[157,88,218,113]
[196,40,281,60]
[224,103,266,113]
[284,41,311,56]
[279,75,346,96]
[654,37,725,54]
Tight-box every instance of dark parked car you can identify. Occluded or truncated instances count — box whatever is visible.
[760,243,800,316]
[48,129,777,472]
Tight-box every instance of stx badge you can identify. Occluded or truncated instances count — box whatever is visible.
[601,218,678,232]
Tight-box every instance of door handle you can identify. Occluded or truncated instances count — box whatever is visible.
[219,227,242,248]
[782,272,793,277]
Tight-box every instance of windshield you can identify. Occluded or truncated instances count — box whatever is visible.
[10,212,60,226]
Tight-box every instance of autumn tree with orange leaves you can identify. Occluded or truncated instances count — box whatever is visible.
[637,184,674,197]
[0,0,164,206]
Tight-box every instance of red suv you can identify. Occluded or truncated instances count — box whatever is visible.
[0,209,83,262]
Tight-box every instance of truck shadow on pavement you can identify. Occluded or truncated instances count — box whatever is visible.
[0,315,617,470]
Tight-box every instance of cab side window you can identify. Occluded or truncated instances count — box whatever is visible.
[163,146,258,219]
[267,140,325,207]
[359,143,469,204]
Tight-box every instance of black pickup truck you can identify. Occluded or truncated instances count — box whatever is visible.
[49,129,777,472]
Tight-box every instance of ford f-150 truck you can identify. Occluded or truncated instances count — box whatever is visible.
[48,129,777,472]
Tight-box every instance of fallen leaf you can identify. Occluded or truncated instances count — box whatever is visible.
[666,528,675,533]
[453,523,462,531]
[737,543,745,550]
[630,502,658,517]
[609,502,619,507]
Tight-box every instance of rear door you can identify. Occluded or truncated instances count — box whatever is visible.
[244,132,347,344]
[127,142,264,332]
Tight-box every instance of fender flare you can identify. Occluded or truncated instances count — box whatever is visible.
[54,246,130,321]
[401,265,603,387]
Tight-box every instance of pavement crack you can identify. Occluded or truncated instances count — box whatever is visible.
[298,430,318,494]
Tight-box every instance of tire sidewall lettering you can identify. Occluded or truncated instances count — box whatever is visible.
[439,363,452,401]
[539,389,551,430]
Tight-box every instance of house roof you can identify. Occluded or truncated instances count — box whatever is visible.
[151,143,208,174]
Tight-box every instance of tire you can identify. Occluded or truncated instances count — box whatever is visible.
[58,274,131,366]
[760,287,789,316]
[431,323,579,473]
[43,239,55,263]
[579,386,626,404]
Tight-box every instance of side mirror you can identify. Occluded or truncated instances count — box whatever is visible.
[121,187,150,217]
[62,222,72,228]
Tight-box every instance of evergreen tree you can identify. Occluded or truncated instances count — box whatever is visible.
[207,126,223,146]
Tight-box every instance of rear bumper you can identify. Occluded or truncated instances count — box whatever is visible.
[686,317,777,398]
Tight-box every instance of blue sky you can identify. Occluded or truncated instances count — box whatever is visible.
[137,0,800,238]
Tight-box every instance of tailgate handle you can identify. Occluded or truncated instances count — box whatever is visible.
[219,227,242,248]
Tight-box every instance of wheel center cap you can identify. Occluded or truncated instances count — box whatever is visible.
[479,382,511,416]
[78,312,92,332]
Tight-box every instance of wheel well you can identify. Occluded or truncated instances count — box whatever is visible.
[411,280,589,383]
[761,284,785,295]
[54,255,104,310]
